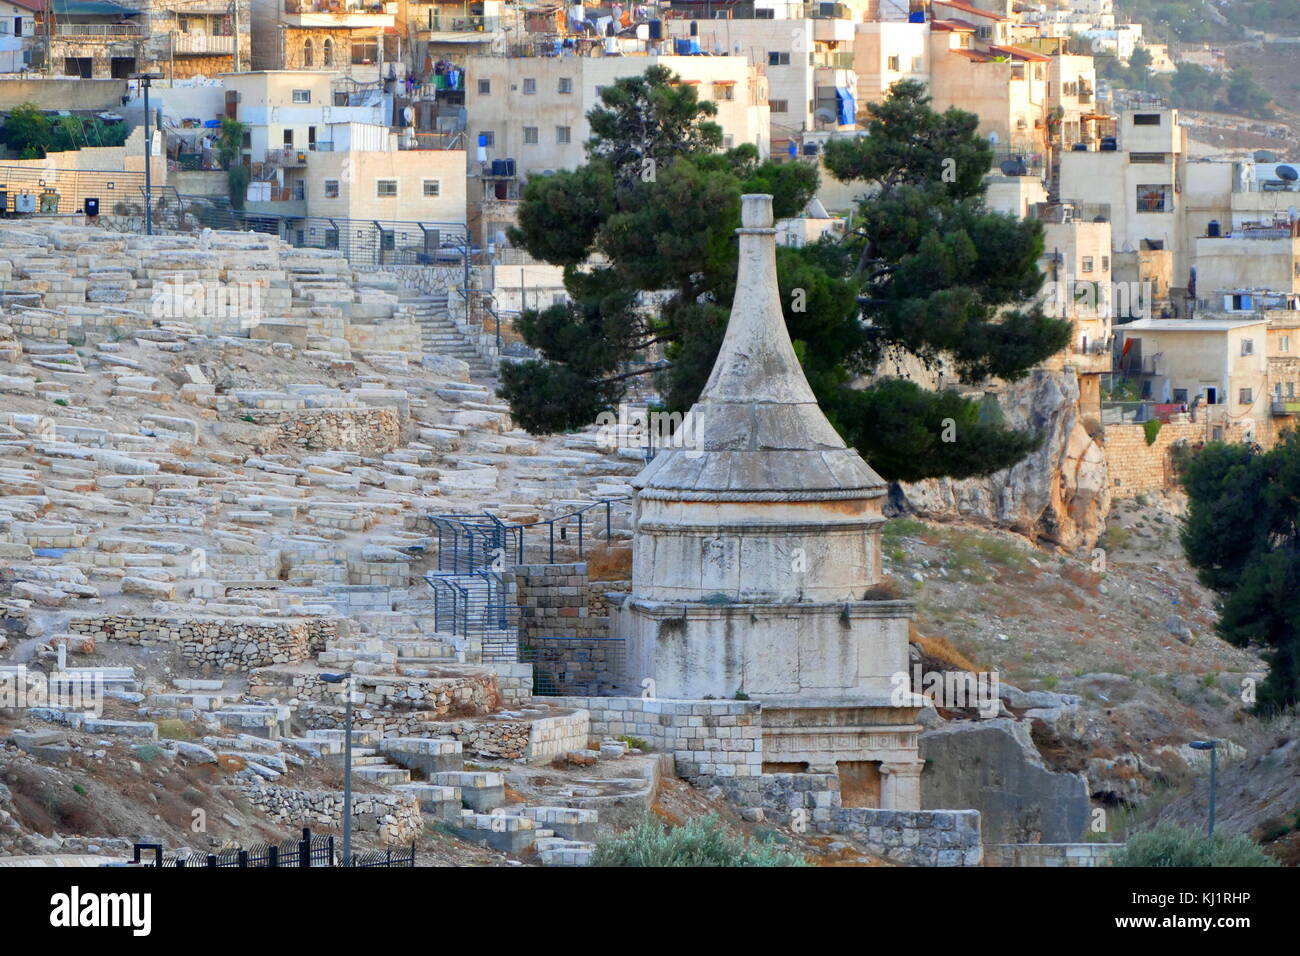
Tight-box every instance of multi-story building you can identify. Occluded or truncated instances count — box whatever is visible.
[248,0,397,81]
[464,51,770,174]
[1060,106,1187,285]
[33,0,251,79]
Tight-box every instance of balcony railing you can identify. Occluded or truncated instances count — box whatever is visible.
[265,148,309,167]
[171,33,235,55]
[56,23,142,37]
[421,12,499,32]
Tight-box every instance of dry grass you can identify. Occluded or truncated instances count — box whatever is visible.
[584,544,633,581]
[909,624,982,673]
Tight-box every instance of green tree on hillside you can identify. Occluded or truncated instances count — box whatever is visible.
[1181,430,1300,710]
[501,73,1069,482]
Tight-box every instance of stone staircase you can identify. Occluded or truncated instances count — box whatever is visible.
[403,294,497,379]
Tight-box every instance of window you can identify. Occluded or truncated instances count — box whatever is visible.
[283,129,293,147]
[556,125,571,145]
[1239,387,1253,405]
[1133,113,1161,125]
[723,134,734,148]
[887,55,900,71]
[478,78,491,95]
[323,38,333,66]
[324,180,339,198]
[1289,382,1296,398]
[1241,338,1254,356]
[523,77,537,94]
[352,39,378,65]
[912,55,923,72]
[1129,152,1167,163]
[1281,335,1291,352]
[1081,256,1094,273]
[523,126,538,145]
[558,77,573,94]
[768,51,790,66]
[1136,184,1171,213]
[376,180,398,197]
[713,82,734,100]
[770,99,789,113]
[303,39,313,68]
[292,89,311,104]
[422,179,440,197]
[479,131,495,147]
[1102,256,1110,272]
[1173,388,1188,403]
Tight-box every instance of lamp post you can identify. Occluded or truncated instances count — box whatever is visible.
[320,672,354,865]
[130,72,164,236]
[1190,740,1218,836]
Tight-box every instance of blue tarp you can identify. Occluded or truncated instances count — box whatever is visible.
[835,87,856,126]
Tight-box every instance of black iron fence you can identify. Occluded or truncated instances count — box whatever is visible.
[130,828,415,867]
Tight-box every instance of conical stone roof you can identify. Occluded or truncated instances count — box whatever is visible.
[634,194,886,501]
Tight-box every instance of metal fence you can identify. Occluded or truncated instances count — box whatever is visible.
[130,828,367,868]
[519,635,627,696]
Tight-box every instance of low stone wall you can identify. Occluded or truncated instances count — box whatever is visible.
[546,695,762,777]
[250,667,498,717]
[984,843,1120,867]
[528,710,590,759]
[68,615,341,671]
[692,771,983,866]
[245,407,401,456]
[495,662,533,707]
[239,785,422,846]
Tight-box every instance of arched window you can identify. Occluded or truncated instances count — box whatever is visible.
[323,38,333,66]
[303,38,313,68]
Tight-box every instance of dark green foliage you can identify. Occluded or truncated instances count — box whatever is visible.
[1113,820,1278,867]
[1181,431,1300,709]
[501,72,1066,482]
[591,813,808,867]
[0,103,130,158]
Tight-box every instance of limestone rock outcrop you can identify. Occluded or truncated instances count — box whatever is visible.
[891,369,1109,550]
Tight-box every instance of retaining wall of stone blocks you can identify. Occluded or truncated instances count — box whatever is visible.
[1102,420,1255,494]
[244,407,401,456]
[984,842,1120,867]
[545,695,762,777]
[239,785,422,846]
[68,615,342,671]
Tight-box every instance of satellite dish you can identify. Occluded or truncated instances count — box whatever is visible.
[1276,164,1298,182]
[814,107,837,126]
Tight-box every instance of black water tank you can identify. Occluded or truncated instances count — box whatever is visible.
[1100,136,1117,151]
[649,18,662,39]
[84,197,100,217]
[1207,219,1220,237]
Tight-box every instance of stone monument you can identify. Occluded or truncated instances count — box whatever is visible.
[619,193,925,809]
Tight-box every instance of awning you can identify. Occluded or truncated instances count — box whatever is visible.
[835,87,856,127]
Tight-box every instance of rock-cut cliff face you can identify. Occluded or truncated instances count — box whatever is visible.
[890,369,1110,551]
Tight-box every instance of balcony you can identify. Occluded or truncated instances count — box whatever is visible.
[171,32,235,55]
[282,0,394,29]
[1272,400,1300,416]
[265,147,309,168]
[418,12,499,34]
[55,23,143,39]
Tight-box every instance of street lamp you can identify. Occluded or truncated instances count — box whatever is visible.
[1190,740,1218,836]
[320,671,354,865]
[129,72,164,236]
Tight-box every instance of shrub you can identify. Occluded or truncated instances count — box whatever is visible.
[592,813,808,867]
[1143,419,1162,446]
[156,719,193,740]
[1112,820,1278,867]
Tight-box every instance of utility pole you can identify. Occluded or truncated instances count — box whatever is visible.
[231,0,240,72]
[131,72,163,236]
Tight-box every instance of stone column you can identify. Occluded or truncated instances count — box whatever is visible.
[881,761,925,811]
